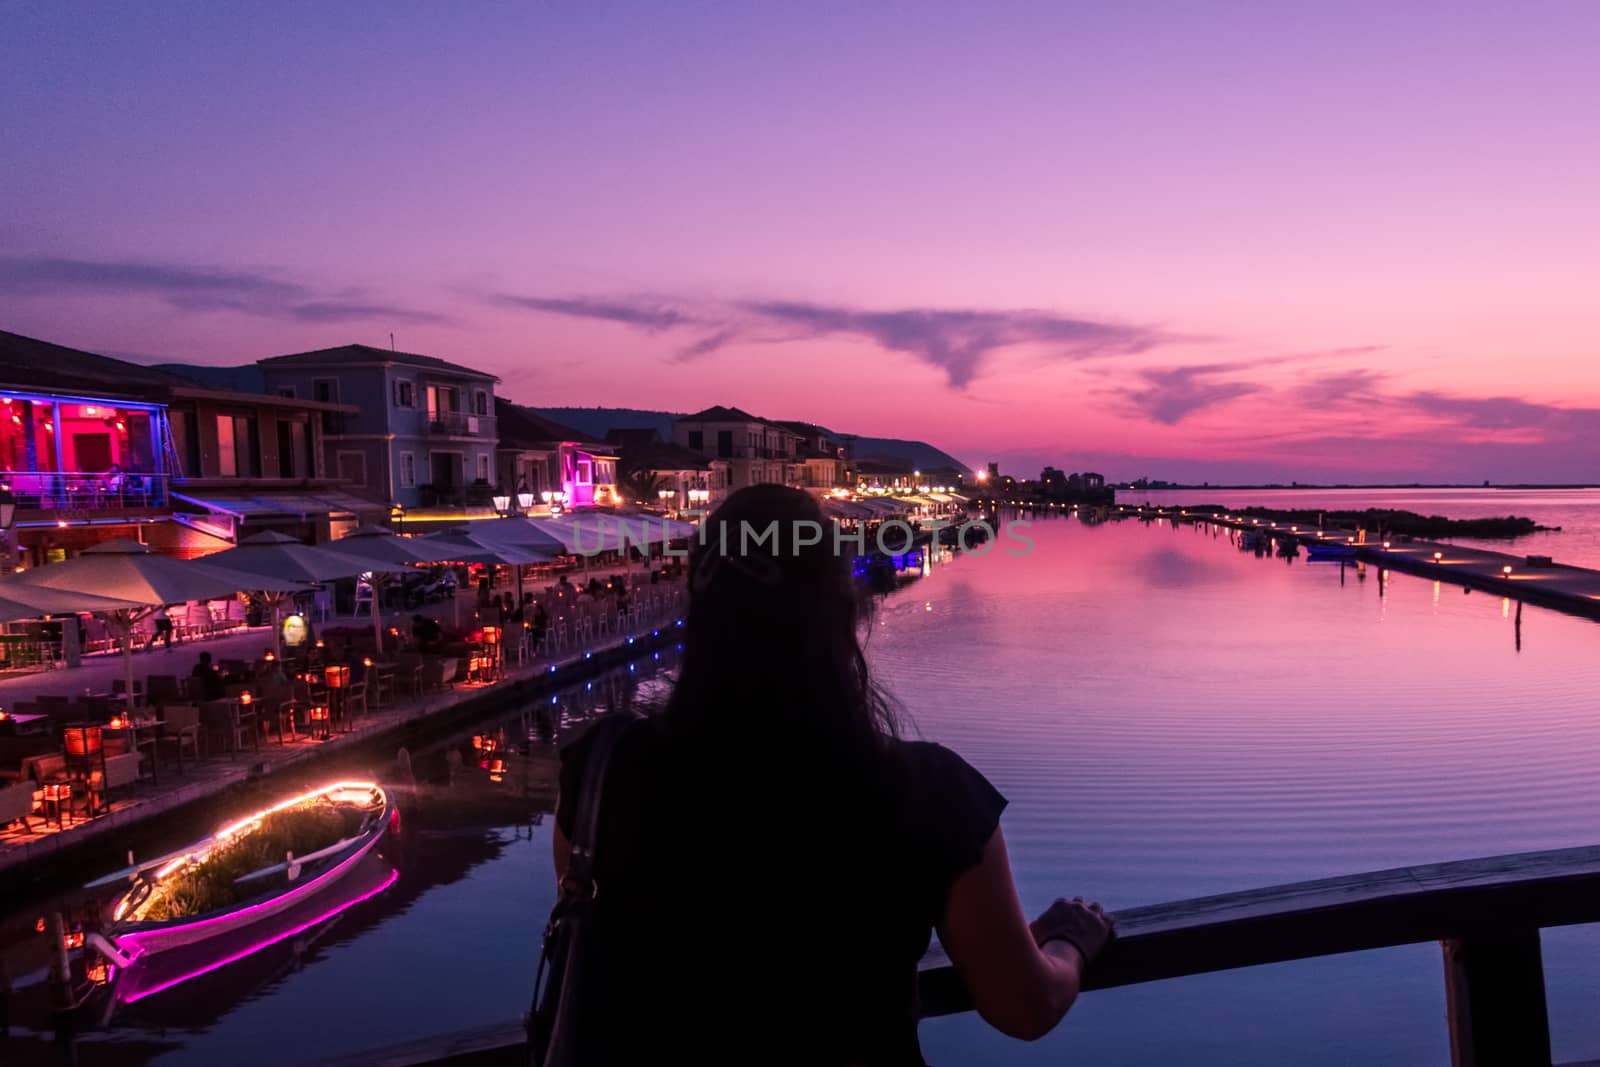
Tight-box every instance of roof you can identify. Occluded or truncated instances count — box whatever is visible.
[854,458,917,476]
[773,419,834,439]
[0,329,181,397]
[604,427,661,450]
[496,398,610,451]
[168,385,357,413]
[621,440,712,474]
[173,488,387,521]
[257,343,499,383]
[677,405,768,424]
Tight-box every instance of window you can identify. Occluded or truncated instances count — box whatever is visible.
[717,430,733,458]
[338,450,367,489]
[313,379,341,434]
[474,390,488,416]
[476,453,490,483]
[687,430,703,451]
[277,419,308,478]
[216,415,237,477]
[576,459,592,485]
[425,384,458,420]
[277,421,295,478]
[394,380,415,408]
[169,411,199,475]
[399,452,416,488]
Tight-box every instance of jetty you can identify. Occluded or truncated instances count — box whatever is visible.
[1121,506,1600,623]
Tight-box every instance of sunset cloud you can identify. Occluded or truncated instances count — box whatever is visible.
[494,291,1171,387]
[0,255,450,325]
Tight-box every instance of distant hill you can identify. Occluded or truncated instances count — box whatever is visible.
[534,406,970,475]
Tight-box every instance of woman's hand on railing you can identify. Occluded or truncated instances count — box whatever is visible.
[1031,897,1116,966]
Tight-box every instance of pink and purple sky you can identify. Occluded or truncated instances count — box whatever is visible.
[3,3,1598,483]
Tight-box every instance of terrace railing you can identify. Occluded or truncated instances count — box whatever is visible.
[321,841,1600,1067]
[918,843,1600,1066]
[3,471,169,513]
[425,411,494,437]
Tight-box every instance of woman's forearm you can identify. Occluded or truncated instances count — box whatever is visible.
[1012,941,1084,1041]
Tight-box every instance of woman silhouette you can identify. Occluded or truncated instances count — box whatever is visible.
[554,485,1112,1064]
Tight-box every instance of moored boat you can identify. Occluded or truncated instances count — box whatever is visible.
[1306,542,1358,560]
[96,781,394,960]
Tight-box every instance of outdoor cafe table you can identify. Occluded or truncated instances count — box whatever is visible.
[105,717,162,783]
[0,712,49,736]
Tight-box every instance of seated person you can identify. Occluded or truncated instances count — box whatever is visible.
[191,651,226,701]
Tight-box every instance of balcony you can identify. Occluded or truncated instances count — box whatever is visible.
[424,410,495,437]
[4,470,170,514]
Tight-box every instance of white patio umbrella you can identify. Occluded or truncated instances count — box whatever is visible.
[200,532,391,657]
[0,582,146,624]
[332,526,462,650]
[445,518,570,554]
[15,539,302,710]
[427,528,565,605]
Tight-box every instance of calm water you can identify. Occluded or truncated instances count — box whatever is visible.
[1133,486,1600,568]
[7,515,1600,1066]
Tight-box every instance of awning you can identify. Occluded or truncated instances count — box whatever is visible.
[174,490,387,522]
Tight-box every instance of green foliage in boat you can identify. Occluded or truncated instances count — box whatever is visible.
[139,805,355,922]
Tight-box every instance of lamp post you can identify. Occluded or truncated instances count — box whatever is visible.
[492,492,512,517]
[517,490,534,512]
[0,486,15,571]
[657,487,676,514]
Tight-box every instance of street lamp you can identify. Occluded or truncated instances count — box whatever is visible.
[492,492,511,515]
[516,490,534,511]
[657,488,675,511]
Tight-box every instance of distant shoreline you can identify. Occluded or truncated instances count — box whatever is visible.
[1118,484,1600,492]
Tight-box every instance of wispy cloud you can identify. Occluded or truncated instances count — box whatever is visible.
[1292,368,1390,407]
[738,301,1164,386]
[489,293,690,331]
[1124,363,1262,424]
[492,291,1171,387]
[0,255,449,325]
[1400,391,1600,433]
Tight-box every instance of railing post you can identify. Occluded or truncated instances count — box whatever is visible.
[1441,929,1550,1067]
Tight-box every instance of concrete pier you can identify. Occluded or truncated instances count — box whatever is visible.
[1126,505,1600,621]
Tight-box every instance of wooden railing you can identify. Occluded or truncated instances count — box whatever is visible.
[315,843,1600,1067]
[919,843,1600,1066]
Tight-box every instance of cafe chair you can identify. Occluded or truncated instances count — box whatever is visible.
[157,704,203,772]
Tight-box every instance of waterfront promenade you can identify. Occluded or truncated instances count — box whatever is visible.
[0,584,685,881]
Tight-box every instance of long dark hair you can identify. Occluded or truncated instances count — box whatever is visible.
[664,485,899,773]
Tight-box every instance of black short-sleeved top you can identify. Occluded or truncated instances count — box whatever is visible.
[556,715,1006,1066]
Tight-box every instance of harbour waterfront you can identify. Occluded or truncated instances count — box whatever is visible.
[876,514,1600,1065]
[1131,487,1600,569]
[8,515,1600,1064]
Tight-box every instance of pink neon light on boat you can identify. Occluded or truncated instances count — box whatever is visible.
[117,828,386,953]
[121,867,398,1004]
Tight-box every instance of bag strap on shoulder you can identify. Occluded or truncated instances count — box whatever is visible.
[562,713,637,896]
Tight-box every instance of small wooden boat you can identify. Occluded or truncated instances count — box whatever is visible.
[1306,543,1358,560]
[97,781,394,960]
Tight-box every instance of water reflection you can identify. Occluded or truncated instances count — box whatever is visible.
[0,650,680,1067]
